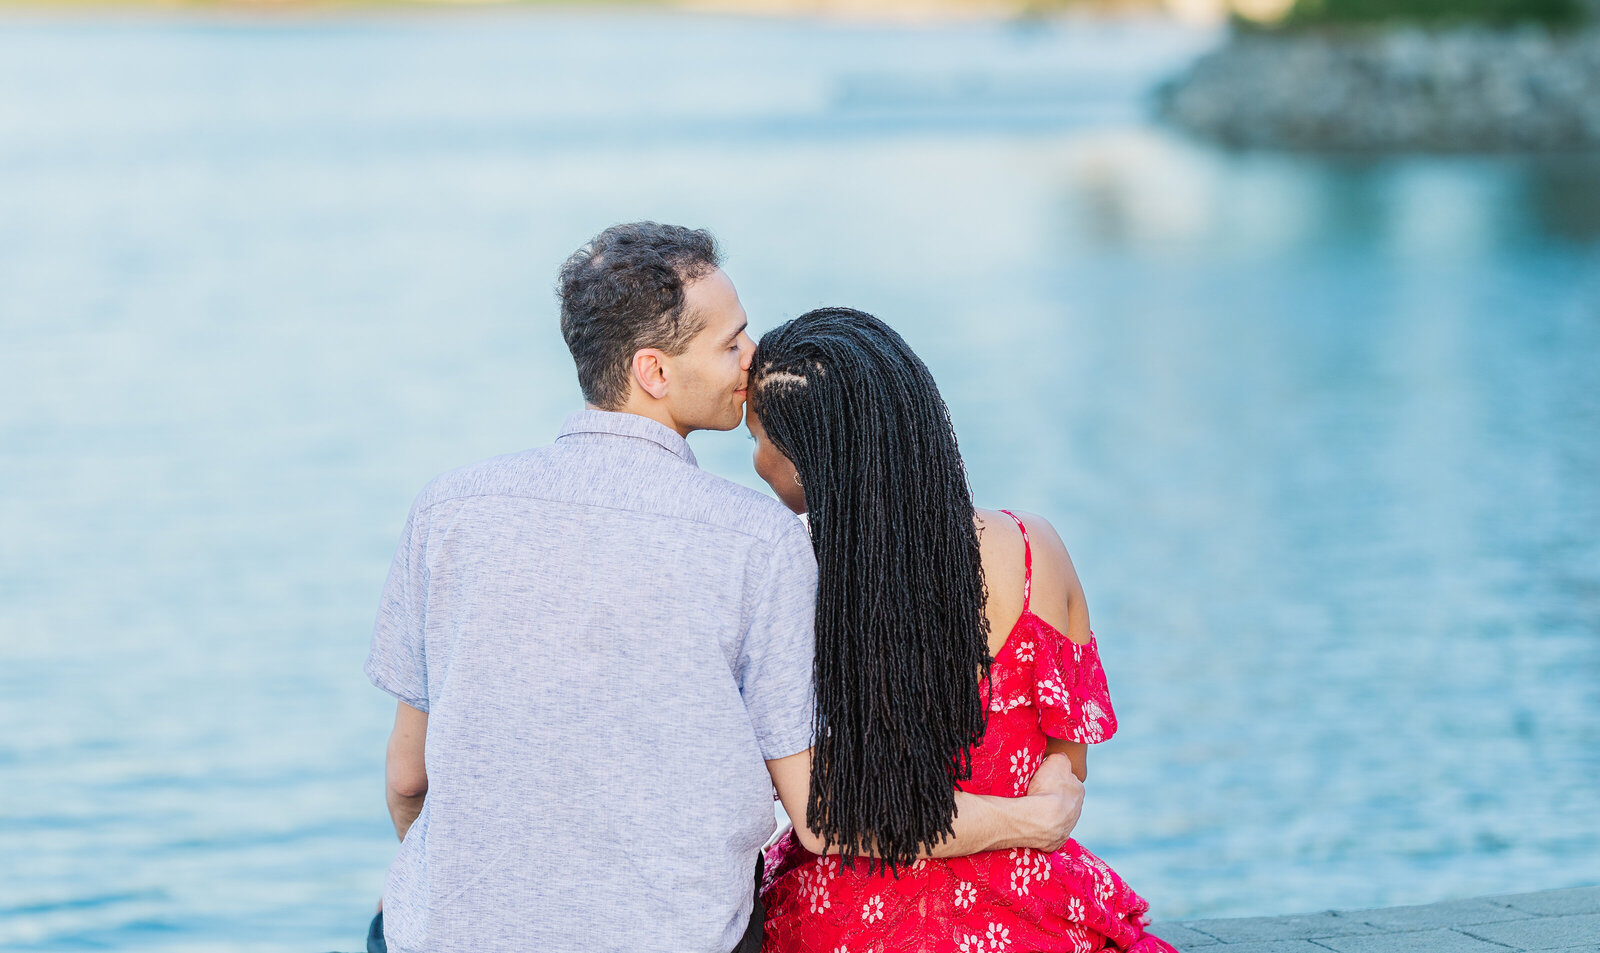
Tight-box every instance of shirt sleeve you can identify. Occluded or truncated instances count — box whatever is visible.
[365,494,431,712]
[738,518,818,760]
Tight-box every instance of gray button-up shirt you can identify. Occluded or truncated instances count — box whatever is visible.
[367,409,817,953]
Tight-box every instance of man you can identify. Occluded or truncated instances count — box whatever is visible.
[366,223,1085,953]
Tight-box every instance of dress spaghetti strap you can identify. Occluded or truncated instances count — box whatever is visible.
[998,509,1031,611]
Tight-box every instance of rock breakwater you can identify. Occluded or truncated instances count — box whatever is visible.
[1157,25,1600,151]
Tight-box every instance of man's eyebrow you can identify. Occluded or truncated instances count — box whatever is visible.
[726,322,748,343]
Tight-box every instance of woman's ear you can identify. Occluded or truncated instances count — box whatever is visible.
[632,348,670,400]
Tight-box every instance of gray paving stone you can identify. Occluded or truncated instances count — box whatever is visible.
[1493,887,1600,918]
[1179,943,1330,953]
[1464,913,1600,951]
[1181,912,1383,944]
[1164,889,1600,953]
[1311,928,1519,953]
[1344,897,1533,930]
[1148,922,1223,947]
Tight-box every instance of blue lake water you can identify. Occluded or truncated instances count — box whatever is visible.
[2,11,1599,950]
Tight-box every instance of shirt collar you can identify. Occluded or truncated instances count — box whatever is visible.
[556,409,699,467]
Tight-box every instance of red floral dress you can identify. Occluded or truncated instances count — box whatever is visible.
[761,511,1175,953]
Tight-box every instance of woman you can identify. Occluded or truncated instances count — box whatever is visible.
[747,308,1174,953]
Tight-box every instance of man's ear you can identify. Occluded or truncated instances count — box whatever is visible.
[632,348,670,400]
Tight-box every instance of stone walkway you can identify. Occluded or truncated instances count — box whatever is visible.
[1149,886,1600,953]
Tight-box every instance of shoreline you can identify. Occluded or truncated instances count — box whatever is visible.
[0,0,1183,24]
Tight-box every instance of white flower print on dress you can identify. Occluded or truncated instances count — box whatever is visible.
[860,895,884,924]
[801,856,838,915]
[992,692,1030,714]
[1030,850,1052,883]
[1014,639,1035,663]
[1037,677,1066,707]
[1084,862,1115,902]
[1078,698,1108,743]
[804,876,831,915]
[1010,750,1042,795]
[1097,876,1116,902]
[1066,897,1086,921]
[956,933,985,953]
[954,881,977,909]
[985,922,1012,951]
[1007,849,1039,896]
[1066,923,1094,953]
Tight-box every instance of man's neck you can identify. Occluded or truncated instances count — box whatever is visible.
[587,400,691,439]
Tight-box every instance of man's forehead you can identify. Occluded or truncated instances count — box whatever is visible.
[689,268,746,326]
[692,266,737,300]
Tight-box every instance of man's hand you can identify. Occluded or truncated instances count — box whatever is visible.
[1022,753,1085,853]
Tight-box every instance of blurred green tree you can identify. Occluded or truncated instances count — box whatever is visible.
[1280,0,1586,25]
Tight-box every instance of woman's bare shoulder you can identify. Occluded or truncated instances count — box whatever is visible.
[996,509,1091,645]
[973,508,1031,577]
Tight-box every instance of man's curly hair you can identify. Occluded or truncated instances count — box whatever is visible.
[557,223,722,409]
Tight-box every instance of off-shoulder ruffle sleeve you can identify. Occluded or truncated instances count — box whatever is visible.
[1033,627,1118,744]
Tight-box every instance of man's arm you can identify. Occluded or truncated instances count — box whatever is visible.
[386,701,429,841]
[766,749,1083,859]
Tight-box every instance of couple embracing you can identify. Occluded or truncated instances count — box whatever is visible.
[365,223,1176,953]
